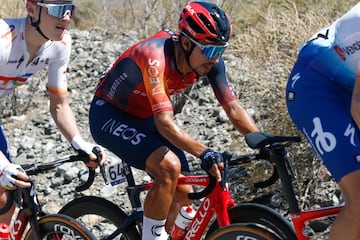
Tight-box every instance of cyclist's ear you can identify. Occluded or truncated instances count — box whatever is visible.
[181,37,191,51]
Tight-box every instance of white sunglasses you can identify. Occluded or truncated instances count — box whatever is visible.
[30,1,76,18]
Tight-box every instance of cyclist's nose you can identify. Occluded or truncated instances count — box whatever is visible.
[61,13,71,21]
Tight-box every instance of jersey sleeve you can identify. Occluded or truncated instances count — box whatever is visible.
[135,39,173,113]
[208,57,237,105]
[46,32,72,95]
[0,19,12,66]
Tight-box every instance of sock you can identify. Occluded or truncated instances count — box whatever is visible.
[142,216,168,240]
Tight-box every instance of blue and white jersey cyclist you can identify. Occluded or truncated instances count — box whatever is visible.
[90,1,259,239]
[286,3,360,239]
[0,0,105,226]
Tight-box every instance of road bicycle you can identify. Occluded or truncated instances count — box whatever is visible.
[244,132,343,240]
[58,132,309,239]
[1,150,104,240]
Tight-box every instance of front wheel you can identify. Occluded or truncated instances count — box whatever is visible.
[206,203,297,240]
[58,196,140,240]
[24,213,97,240]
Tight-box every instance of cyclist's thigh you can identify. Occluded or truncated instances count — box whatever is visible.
[89,98,189,171]
[286,64,359,182]
[0,125,12,162]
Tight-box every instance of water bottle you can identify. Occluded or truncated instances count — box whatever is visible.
[171,206,196,240]
[0,223,10,239]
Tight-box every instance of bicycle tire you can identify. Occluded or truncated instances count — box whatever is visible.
[0,190,14,215]
[58,196,140,240]
[206,203,297,240]
[206,223,275,240]
[23,213,96,240]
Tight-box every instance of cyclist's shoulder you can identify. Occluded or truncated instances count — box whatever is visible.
[0,18,24,39]
[51,30,72,50]
[130,29,176,59]
[0,17,24,28]
[207,57,226,80]
[0,18,25,61]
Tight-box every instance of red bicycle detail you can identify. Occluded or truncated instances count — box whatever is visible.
[59,132,302,239]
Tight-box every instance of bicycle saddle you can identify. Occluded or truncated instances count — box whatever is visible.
[245,132,301,149]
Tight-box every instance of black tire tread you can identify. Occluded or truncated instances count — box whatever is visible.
[58,195,140,239]
[206,223,275,240]
[206,203,297,240]
[23,213,97,239]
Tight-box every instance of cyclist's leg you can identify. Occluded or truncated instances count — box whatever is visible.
[89,97,181,239]
[331,170,360,240]
[166,184,193,232]
[151,133,193,232]
[144,147,180,238]
[0,125,15,225]
[286,62,360,240]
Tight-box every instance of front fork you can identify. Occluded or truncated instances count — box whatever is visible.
[184,182,234,239]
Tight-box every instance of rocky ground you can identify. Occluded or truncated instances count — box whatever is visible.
[0,28,341,238]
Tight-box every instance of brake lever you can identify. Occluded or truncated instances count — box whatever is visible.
[221,151,231,190]
[92,146,109,185]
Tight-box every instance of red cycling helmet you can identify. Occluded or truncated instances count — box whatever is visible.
[178,1,232,45]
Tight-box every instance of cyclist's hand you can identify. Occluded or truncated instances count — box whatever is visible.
[0,163,30,189]
[71,135,106,169]
[199,148,224,182]
[87,146,106,170]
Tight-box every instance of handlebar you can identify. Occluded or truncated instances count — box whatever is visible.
[21,146,106,192]
[186,132,301,200]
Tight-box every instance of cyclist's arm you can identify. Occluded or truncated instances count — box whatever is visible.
[207,58,258,134]
[49,92,79,143]
[154,111,222,180]
[47,34,78,144]
[154,110,207,158]
[48,93,105,168]
[222,100,258,134]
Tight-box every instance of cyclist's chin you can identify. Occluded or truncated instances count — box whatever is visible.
[194,68,208,77]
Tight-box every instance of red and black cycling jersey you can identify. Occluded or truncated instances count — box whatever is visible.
[95,29,237,118]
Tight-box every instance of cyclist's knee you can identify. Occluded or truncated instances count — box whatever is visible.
[0,189,7,207]
[339,170,360,201]
[146,147,181,181]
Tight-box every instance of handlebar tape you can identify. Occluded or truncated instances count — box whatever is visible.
[187,176,217,200]
[75,168,95,192]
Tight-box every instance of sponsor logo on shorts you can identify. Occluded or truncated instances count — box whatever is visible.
[101,118,146,145]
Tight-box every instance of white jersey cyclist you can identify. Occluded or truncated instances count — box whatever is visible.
[0,17,70,98]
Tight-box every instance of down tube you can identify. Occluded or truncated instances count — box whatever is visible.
[10,212,29,240]
[184,197,214,239]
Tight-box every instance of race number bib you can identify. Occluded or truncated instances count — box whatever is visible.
[106,160,130,186]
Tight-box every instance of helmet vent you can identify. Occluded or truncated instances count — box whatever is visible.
[198,14,216,35]
[186,16,206,34]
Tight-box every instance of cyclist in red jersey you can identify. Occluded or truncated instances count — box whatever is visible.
[89,1,258,239]
[0,0,106,225]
